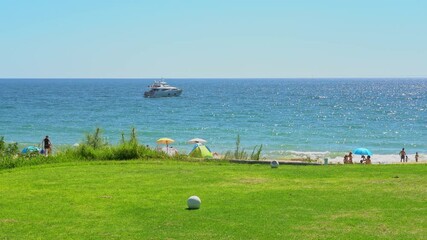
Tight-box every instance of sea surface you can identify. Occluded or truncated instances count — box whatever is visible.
[0,78,426,159]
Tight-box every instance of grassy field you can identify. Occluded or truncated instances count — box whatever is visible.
[0,160,426,239]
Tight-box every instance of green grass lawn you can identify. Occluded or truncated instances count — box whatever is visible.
[0,160,426,239]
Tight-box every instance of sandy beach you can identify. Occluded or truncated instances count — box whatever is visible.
[274,150,426,164]
[328,153,426,164]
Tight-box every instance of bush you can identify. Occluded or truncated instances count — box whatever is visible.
[60,128,170,161]
[234,134,248,160]
[0,136,19,158]
[0,136,5,153]
[222,135,262,160]
[250,144,263,160]
[76,145,97,160]
[111,144,139,160]
[85,128,108,149]
[0,127,189,170]
[6,142,19,156]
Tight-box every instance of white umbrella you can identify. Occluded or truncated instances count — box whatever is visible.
[188,138,207,144]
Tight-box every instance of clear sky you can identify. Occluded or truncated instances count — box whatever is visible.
[0,0,426,78]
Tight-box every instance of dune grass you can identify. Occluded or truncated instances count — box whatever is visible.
[0,160,426,239]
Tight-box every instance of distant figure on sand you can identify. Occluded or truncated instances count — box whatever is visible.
[343,152,353,164]
[348,152,353,164]
[360,155,366,164]
[415,152,419,162]
[399,148,406,162]
[365,155,371,164]
[42,136,52,156]
[405,155,408,162]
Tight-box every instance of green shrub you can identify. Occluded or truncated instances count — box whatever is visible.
[85,128,108,149]
[0,136,19,158]
[76,145,97,160]
[221,135,244,160]
[221,135,262,160]
[0,154,57,170]
[250,144,263,160]
[234,134,248,159]
[111,144,139,160]
[6,142,19,156]
[0,127,189,170]
[0,136,5,153]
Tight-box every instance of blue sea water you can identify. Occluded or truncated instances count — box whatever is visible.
[0,78,426,158]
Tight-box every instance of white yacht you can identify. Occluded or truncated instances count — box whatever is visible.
[144,80,183,98]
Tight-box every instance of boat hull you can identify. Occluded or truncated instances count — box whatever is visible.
[144,89,183,98]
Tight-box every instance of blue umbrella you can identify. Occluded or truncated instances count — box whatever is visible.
[353,148,373,156]
[22,146,41,154]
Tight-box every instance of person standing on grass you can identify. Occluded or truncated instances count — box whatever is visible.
[42,136,52,156]
[399,148,406,163]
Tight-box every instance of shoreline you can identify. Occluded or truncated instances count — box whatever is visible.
[327,154,426,164]
[12,142,426,164]
[272,152,426,164]
[229,159,427,165]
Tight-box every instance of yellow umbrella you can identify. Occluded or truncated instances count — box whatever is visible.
[156,138,175,146]
[157,138,175,154]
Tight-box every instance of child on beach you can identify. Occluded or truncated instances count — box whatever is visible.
[360,155,366,164]
[415,152,419,162]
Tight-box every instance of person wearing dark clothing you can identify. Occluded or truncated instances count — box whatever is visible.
[399,148,406,163]
[42,136,52,156]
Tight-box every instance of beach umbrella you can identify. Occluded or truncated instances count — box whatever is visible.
[188,138,207,144]
[21,146,41,154]
[353,148,373,156]
[156,138,175,145]
[156,138,175,155]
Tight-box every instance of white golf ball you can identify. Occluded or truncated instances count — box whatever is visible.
[187,196,201,209]
[271,160,279,168]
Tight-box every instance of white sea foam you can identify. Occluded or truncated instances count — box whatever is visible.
[285,150,330,160]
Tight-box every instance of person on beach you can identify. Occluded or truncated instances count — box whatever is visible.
[41,136,52,156]
[360,155,366,164]
[415,152,419,162]
[365,155,371,164]
[405,155,408,162]
[399,148,406,162]
[348,152,353,164]
[343,154,348,164]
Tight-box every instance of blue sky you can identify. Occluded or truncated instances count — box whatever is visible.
[0,0,426,78]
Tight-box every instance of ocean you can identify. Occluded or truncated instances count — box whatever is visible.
[0,78,426,160]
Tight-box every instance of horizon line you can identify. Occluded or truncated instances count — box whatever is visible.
[1,77,427,80]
